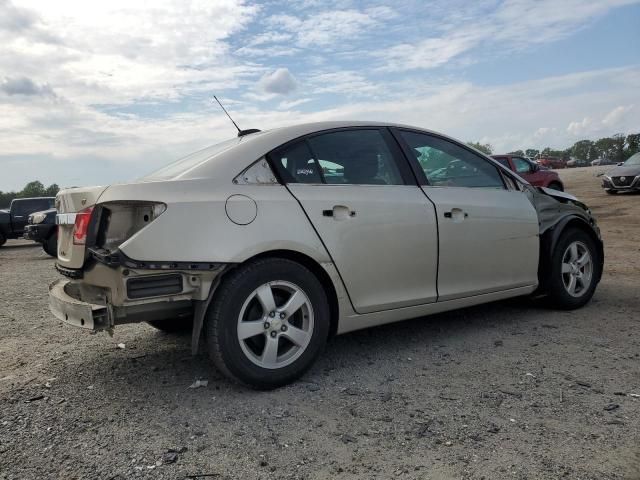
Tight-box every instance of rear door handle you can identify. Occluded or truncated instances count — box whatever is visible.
[323,205,356,220]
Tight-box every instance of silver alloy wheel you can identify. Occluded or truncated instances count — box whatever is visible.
[237,280,314,369]
[561,241,593,297]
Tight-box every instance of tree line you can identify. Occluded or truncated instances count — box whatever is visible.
[0,181,59,209]
[468,132,640,163]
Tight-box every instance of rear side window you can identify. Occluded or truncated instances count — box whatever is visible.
[399,131,505,189]
[270,141,322,183]
[270,129,404,185]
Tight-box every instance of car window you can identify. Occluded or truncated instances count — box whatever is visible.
[270,129,404,185]
[399,131,505,189]
[493,157,511,169]
[306,129,404,185]
[512,157,532,174]
[270,141,322,183]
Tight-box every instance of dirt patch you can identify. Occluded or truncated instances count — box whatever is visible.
[1,168,639,479]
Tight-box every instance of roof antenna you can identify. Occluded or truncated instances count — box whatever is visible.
[212,96,260,137]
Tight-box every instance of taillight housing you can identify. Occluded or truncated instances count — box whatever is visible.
[72,206,94,245]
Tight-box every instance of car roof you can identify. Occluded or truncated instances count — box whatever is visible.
[168,121,457,181]
[12,197,54,201]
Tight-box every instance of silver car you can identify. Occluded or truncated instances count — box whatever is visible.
[49,122,604,388]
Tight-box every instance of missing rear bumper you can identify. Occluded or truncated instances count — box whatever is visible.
[49,279,109,330]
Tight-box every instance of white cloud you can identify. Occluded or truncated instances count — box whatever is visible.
[259,68,297,95]
[602,104,634,127]
[267,7,392,48]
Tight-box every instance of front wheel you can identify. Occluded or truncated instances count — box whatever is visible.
[0,233,5,247]
[205,258,330,389]
[545,228,601,309]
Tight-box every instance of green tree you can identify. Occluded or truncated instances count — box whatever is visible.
[44,183,60,197]
[467,141,493,155]
[525,149,540,159]
[570,140,594,162]
[0,191,17,209]
[626,133,640,158]
[19,180,46,198]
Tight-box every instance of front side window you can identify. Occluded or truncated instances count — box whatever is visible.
[512,157,533,174]
[270,129,404,185]
[399,131,505,189]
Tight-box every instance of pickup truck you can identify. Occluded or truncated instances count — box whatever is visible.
[0,197,55,247]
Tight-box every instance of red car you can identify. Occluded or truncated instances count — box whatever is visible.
[491,155,564,191]
[537,156,566,169]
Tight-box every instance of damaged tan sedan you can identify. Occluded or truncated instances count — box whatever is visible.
[50,122,603,388]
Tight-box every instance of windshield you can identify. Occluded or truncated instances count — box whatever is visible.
[623,152,640,166]
[142,137,241,180]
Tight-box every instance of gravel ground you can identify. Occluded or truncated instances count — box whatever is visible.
[1,167,639,480]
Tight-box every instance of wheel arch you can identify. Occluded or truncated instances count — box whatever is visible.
[538,215,604,291]
[240,249,340,337]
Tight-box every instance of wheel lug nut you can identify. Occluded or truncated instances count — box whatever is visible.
[264,322,270,329]
[270,331,277,338]
[281,325,287,332]
[279,312,286,319]
[269,311,275,318]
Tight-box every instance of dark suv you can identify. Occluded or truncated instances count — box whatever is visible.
[491,155,564,191]
[0,197,55,247]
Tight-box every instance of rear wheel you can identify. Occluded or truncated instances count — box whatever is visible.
[205,258,330,389]
[545,228,600,309]
[43,232,58,257]
[547,181,563,191]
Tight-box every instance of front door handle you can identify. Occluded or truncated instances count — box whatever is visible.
[323,205,356,220]
[444,208,468,221]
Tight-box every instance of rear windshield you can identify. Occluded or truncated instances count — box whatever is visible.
[142,137,242,181]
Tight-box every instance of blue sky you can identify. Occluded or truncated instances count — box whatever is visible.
[0,0,639,190]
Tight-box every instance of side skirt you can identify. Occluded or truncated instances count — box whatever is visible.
[337,285,537,334]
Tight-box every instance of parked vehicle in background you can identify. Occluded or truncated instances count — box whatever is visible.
[538,156,566,169]
[0,197,55,247]
[566,158,590,168]
[49,121,603,389]
[491,155,564,190]
[600,152,640,194]
[24,208,58,256]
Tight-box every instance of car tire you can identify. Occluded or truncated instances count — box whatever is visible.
[547,182,563,191]
[545,228,601,310]
[43,233,58,257]
[605,189,618,195]
[147,317,193,333]
[205,258,330,389]
[0,232,5,247]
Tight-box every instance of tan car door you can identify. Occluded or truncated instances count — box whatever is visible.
[271,128,439,314]
[393,129,540,301]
